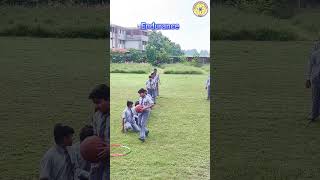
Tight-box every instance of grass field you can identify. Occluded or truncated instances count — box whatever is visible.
[212,6,320,40]
[0,37,107,179]
[110,73,210,179]
[212,41,320,179]
[0,6,108,38]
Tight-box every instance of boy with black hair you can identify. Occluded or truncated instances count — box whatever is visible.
[205,75,210,100]
[133,101,140,126]
[72,125,94,180]
[122,101,140,132]
[137,88,154,142]
[146,75,156,103]
[153,68,160,97]
[40,124,75,180]
[88,84,109,180]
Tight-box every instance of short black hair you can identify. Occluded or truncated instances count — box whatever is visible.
[135,101,139,106]
[54,123,74,144]
[149,75,152,78]
[151,72,155,75]
[79,125,94,142]
[88,84,110,101]
[154,68,157,71]
[127,101,133,107]
[138,88,146,94]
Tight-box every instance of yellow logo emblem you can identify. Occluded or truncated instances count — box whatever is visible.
[193,1,208,17]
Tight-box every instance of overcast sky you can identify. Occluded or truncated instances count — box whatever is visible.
[111,0,210,52]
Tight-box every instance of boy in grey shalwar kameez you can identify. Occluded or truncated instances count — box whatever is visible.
[306,36,320,121]
[122,101,140,132]
[205,76,210,100]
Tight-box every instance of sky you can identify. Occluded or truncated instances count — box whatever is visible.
[110,0,210,52]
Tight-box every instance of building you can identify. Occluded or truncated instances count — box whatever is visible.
[110,24,148,51]
[186,55,210,64]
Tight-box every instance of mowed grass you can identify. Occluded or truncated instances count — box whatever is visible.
[111,63,153,74]
[212,6,320,40]
[0,37,107,179]
[213,41,320,179]
[110,73,210,179]
[162,64,205,74]
[0,6,108,38]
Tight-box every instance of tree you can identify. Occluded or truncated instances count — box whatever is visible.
[145,31,183,65]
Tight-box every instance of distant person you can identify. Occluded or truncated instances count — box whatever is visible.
[122,101,140,132]
[138,88,154,142]
[306,40,320,122]
[146,75,156,103]
[39,124,75,180]
[205,75,210,100]
[153,69,160,97]
[72,125,94,180]
[88,84,110,180]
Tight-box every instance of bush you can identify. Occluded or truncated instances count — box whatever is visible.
[202,65,210,72]
[110,63,153,74]
[163,64,204,74]
[211,5,314,41]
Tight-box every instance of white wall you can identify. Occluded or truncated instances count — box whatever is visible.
[125,41,141,50]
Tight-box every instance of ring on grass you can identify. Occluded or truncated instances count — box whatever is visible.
[110,144,131,157]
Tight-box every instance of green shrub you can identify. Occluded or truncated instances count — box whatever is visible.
[163,64,204,74]
[202,65,210,72]
[211,5,314,41]
[111,63,153,74]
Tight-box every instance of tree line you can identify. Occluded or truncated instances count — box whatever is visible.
[213,0,320,18]
[0,0,109,6]
[111,31,203,66]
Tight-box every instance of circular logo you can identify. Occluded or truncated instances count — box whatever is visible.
[193,1,208,17]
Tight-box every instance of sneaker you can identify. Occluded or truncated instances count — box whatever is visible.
[308,115,316,122]
[138,138,145,142]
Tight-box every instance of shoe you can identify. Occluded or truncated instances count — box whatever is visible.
[139,138,145,142]
[308,115,316,121]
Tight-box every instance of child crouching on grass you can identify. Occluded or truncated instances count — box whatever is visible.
[122,101,140,133]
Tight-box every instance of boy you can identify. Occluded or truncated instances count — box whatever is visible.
[138,88,154,142]
[40,124,75,180]
[153,69,160,97]
[133,101,149,134]
[146,75,156,103]
[133,101,140,126]
[122,101,140,132]
[88,84,110,180]
[205,75,210,100]
[72,125,94,180]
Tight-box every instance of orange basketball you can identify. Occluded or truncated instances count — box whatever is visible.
[80,136,105,163]
[135,105,144,113]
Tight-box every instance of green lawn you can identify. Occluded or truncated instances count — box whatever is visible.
[213,41,320,180]
[0,6,108,38]
[110,73,210,179]
[0,37,107,179]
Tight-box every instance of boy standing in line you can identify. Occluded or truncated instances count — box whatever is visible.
[153,69,160,97]
[138,88,154,142]
[205,75,210,100]
[146,75,156,103]
[88,84,110,180]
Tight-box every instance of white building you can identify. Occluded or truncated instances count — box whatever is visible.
[110,24,148,51]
